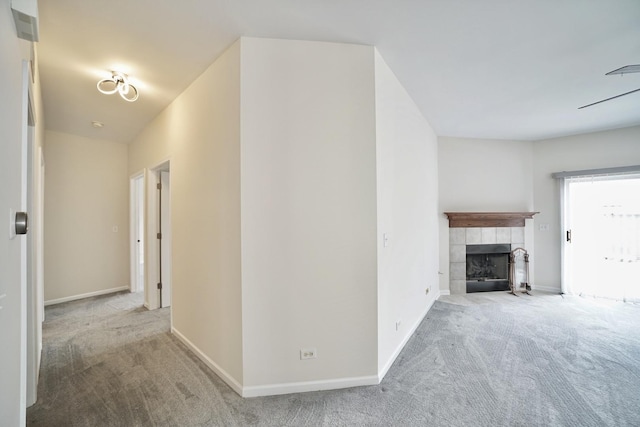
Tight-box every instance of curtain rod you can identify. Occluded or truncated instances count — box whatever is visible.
[552,165,640,179]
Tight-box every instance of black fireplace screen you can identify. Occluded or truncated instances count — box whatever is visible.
[466,243,511,292]
[466,253,509,281]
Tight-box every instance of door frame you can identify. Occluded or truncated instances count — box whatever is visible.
[559,177,571,294]
[158,169,172,308]
[24,59,44,410]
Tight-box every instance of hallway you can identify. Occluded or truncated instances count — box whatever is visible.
[26,292,242,425]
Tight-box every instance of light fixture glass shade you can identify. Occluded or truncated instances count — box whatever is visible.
[120,84,138,102]
[97,71,139,102]
[96,78,119,94]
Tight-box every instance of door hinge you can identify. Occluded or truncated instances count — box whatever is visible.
[157,282,162,290]
[157,232,162,240]
[157,182,162,190]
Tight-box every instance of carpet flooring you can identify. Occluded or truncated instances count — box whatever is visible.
[27,291,640,426]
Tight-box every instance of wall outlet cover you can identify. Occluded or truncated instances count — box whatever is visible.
[300,348,317,360]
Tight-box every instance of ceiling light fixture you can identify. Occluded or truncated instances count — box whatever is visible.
[97,71,139,102]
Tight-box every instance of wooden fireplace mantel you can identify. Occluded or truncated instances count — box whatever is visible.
[444,212,539,228]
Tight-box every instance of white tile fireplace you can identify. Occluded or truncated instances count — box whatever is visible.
[444,212,537,294]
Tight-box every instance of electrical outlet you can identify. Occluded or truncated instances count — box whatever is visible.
[300,348,317,360]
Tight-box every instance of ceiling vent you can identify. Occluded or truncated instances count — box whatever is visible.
[11,0,39,42]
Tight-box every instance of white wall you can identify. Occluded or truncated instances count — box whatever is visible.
[126,36,478,397]
[43,131,129,302]
[374,50,439,376]
[240,38,379,391]
[438,137,534,291]
[128,41,243,386]
[532,125,640,291]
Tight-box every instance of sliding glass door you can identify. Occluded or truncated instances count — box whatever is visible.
[562,174,640,302]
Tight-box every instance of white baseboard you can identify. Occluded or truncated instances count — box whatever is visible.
[438,289,450,296]
[242,375,379,398]
[532,285,561,293]
[377,293,438,382]
[171,327,243,396]
[44,286,130,306]
[172,293,440,399]
[172,327,379,398]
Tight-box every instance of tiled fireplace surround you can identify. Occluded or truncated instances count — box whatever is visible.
[448,226,525,294]
[445,212,537,295]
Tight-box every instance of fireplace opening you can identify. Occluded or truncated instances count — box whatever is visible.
[466,244,511,293]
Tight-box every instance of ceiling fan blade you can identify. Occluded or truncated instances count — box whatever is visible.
[578,87,640,109]
[605,65,640,76]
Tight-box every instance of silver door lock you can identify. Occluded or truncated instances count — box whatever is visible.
[15,211,28,235]
[9,209,28,239]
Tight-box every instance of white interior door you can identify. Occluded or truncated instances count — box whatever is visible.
[146,163,171,310]
[564,174,640,301]
[0,60,30,426]
[130,174,145,293]
[159,170,172,308]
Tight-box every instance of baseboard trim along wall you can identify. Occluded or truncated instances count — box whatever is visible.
[439,289,451,296]
[242,375,380,398]
[173,325,378,398]
[532,285,561,293]
[44,286,130,306]
[377,291,439,382]
[173,291,442,399]
[171,327,244,396]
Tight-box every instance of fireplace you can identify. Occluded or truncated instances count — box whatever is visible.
[466,244,511,292]
[444,212,538,295]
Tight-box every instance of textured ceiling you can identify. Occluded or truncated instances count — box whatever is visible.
[37,0,640,143]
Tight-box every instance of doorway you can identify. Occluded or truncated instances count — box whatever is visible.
[130,173,145,294]
[562,173,640,302]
